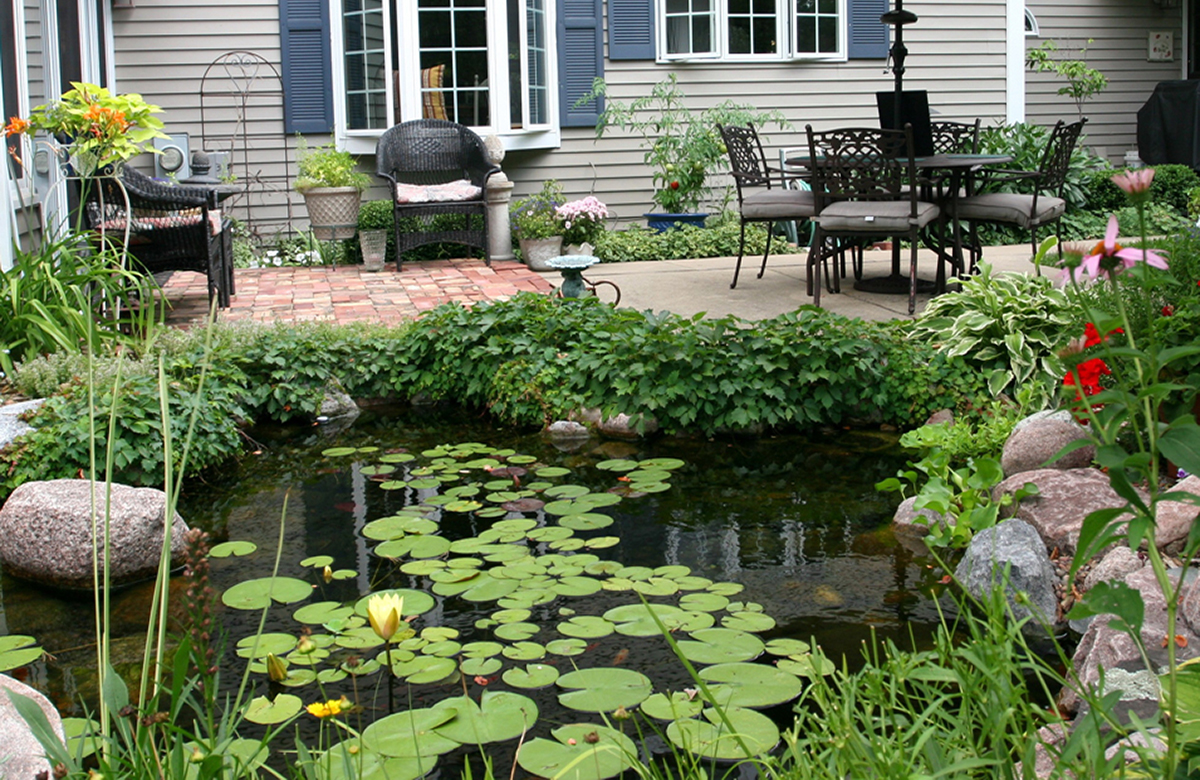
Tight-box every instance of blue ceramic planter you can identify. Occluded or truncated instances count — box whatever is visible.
[644,213,709,233]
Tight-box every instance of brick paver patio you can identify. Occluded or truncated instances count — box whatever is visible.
[161,259,555,328]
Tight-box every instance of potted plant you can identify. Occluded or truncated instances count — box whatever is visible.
[583,75,789,232]
[555,196,609,255]
[512,179,565,270]
[294,138,372,241]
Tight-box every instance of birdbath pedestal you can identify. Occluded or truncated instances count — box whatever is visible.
[546,255,599,299]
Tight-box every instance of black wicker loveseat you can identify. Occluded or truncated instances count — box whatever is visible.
[79,166,234,309]
[375,119,500,270]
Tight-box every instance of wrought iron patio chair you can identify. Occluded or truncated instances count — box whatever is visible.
[805,125,941,315]
[717,123,817,289]
[80,166,233,308]
[930,119,982,155]
[951,118,1086,271]
[375,119,500,270]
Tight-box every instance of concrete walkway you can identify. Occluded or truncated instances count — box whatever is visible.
[161,243,1041,328]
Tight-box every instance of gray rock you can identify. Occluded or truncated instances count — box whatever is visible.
[892,496,953,541]
[924,409,954,427]
[1001,418,1094,477]
[571,407,603,425]
[1157,475,1200,555]
[955,519,1060,631]
[0,479,189,589]
[1012,409,1077,434]
[546,420,590,441]
[597,413,659,440]
[1083,546,1145,591]
[1060,566,1200,719]
[995,468,1137,556]
[319,380,360,421]
[0,673,66,779]
[0,399,44,453]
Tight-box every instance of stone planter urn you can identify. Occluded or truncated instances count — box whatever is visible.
[519,236,564,271]
[302,187,362,241]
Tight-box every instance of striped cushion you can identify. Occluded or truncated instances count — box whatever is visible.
[421,65,448,120]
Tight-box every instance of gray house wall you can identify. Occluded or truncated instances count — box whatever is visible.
[1025,0,1183,164]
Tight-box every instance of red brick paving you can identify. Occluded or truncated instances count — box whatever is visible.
[161,259,555,328]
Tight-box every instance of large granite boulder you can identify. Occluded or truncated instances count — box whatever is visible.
[1059,566,1200,721]
[0,479,189,589]
[0,674,66,779]
[994,468,1137,556]
[955,519,1060,630]
[1001,416,1095,477]
[0,399,44,453]
[891,496,953,553]
[1156,475,1200,555]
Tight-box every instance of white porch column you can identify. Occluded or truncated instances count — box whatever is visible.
[1006,0,1026,124]
[484,134,515,262]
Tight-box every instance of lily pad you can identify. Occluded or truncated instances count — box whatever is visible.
[777,654,836,678]
[666,707,780,760]
[432,691,539,745]
[502,663,560,690]
[641,691,705,721]
[492,608,533,624]
[502,641,547,661]
[679,593,729,613]
[378,452,415,463]
[546,638,588,657]
[549,538,586,552]
[363,707,459,757]
[625,469,672,483]
[552,576,603,597]
[764,638,811,657]
[556,616,615,639]
[375,534,451,560]
[236,632,297,658]
[708,582,745,597]
[502,498,546,513]
[558,513,614,531]
[677,629,764,664]
[557,668,653,713]
[221,577,313,610]
[535,466,572,478]
[461,641,504,658]
[699,663,804,709]
[575,492,623,509]
[461,657,503,677]
[392,655,458,684]
[245,693,303,725]
[596,459,638,472]
[293,601,354,625]
[527,526,574,542]
[360,464,397,476]
[316,749,432,780]
[353,588,435,618]
[0,635,43,671]
[544,484,591,499]
[494,622,541,642]
[631,577,679,596]
[210,540,257,558]
[321,447,358,457]
[516,724,637,780]
[721,611,777,633]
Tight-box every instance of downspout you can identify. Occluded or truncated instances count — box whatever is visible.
[1006,0,1025,123]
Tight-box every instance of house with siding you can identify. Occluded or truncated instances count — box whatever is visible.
[0,0,1191,270]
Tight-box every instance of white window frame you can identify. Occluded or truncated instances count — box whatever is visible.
[334,0,560,155]
[658,0,846,63]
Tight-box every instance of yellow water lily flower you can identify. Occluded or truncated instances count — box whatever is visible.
[367,592,404,642]
[306,697,350,719]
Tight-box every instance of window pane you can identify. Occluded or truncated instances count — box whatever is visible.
[795,17,814,53]
[343,0,387,129]
[797,0,814,14]
[420,10,451,47]
[728,0,748,13]
[526,0,548,125]
[728,16,750,53]
[418,0,489,125]
[693,15,712,52]
[817,0,835,12]
[752,17,775,53]
[665,0,714,55]
[666,0,688,12]
[455,8,488,47]
[817,16,836,52]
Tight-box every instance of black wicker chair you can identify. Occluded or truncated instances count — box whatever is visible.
[375,119,500,270]
[80,166,233,308]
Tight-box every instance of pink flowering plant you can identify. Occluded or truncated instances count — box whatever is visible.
[555,196,609,246]
[1048,166,1200,777]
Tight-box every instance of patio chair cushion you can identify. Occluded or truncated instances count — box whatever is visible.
[393,179,483,204]
[815,200,939,233]
[741,188,817,220]
[951,192,1066,229]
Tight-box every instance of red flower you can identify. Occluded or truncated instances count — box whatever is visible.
[1163,305,1174,316]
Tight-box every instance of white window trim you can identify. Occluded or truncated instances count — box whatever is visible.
[657,0,847,64]
[1024,7,1039,37]
[333,0,561,154]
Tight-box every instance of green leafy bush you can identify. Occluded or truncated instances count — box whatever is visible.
[897,400,1029,465]
[977,122,1105,210]
[1149,164,1200,214]
[910,263,1081,402]
[595,220,802,263]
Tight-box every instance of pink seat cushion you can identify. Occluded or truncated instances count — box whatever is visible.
[394,179,483,205]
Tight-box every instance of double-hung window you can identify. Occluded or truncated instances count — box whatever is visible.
[335,0,556,148]
[661,0,844,61]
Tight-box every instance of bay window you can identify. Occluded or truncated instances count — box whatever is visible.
[335,0,556,145]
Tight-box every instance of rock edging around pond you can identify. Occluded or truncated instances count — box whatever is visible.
[0,479,189,590]
[891,411,1200,777]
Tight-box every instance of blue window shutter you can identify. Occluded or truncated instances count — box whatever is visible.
[608,0,655,60]
[559,0,604,127]
[280,0,333,134]
[847,0,889,59]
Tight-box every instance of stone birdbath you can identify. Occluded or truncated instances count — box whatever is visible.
[546,254,599,299]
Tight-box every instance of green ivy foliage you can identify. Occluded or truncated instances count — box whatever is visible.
[1085,164,1199,215]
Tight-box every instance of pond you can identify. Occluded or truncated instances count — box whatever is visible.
[0,406,951,774]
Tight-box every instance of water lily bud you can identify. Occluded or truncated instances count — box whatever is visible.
[296,635,316,655]
[323,565,334,584]
[266,653,288,682]
[612,705,630,720]
[190,747,206,763]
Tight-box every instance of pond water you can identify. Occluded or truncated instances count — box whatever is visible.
[0,406,952,772]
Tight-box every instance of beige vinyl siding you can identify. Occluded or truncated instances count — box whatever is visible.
[1025,0,1182,164]
[509,0,1009,220]
[110,0,302,234]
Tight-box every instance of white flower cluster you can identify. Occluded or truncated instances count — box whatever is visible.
[554,196,609,225]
